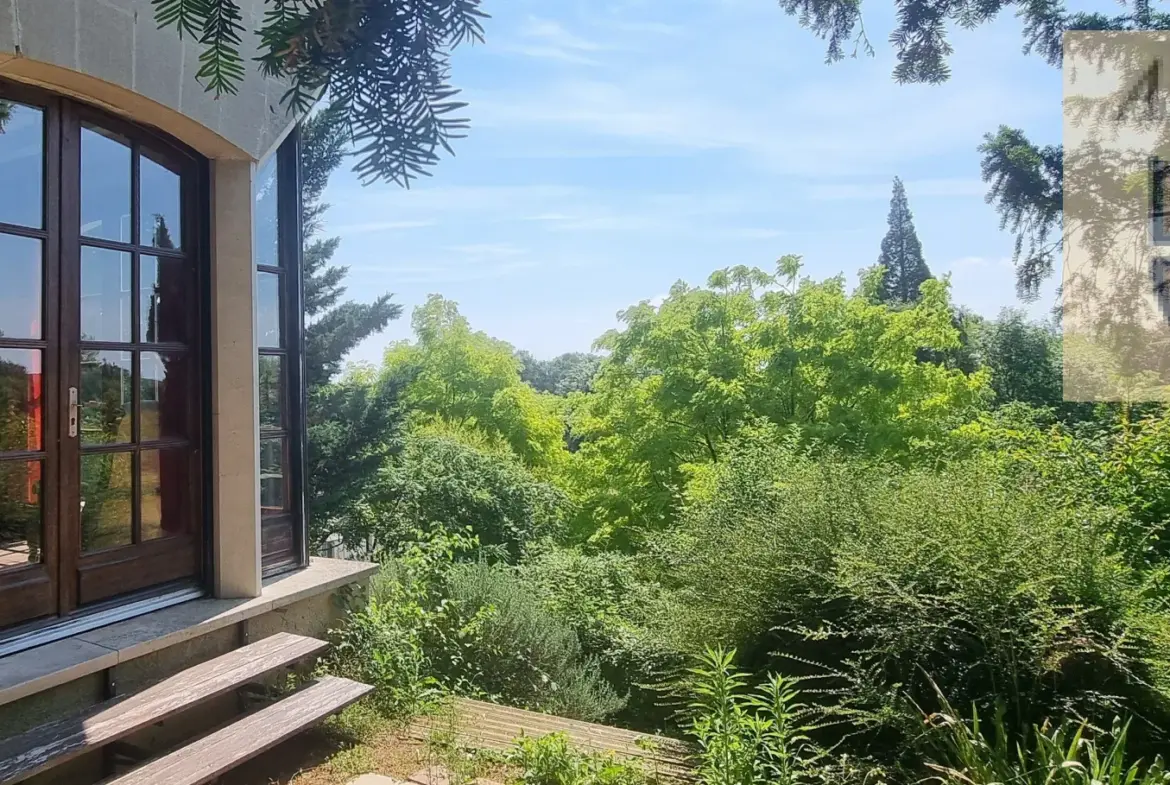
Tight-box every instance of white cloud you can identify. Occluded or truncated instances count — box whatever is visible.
[468,68,1050,178]
[519,17,604,52]
[494,16,607,65]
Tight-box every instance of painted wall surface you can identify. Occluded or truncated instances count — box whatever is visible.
[0,0,297,161]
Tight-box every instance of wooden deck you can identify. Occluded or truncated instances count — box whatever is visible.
[410,698,694,782]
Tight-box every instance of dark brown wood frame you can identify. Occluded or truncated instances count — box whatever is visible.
[0,80,209,630]
[259,127,308,575]
[0,80,62,628]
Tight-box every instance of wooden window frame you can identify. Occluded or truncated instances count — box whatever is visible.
[258,127,308,575]
[0,78,212,635]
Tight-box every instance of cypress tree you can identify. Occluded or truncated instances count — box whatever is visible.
[876,177,932,305]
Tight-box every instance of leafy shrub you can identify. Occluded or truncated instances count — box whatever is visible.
[330,529,623,723]
[507,732,650,785]
[327,532,467,718]
[663,433,1170,759]
[520,545,677,730]
[439,561,626,722]
[364,433,571,561]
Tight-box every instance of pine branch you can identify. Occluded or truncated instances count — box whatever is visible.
[195,0,246,95]
[151,0,211,40]
[153,0,488,185]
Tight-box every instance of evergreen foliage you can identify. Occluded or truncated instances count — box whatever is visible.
[299,111,405,546]
[875,177,932,305]
[152,0,487,185]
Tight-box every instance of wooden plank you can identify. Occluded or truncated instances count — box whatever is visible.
[106,676,373,785]
[432,698,689,755]
[0,632,327,785]
[410,697,694,782]
[456,698,689,752]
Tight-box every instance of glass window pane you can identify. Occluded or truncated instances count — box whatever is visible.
[141,448,189,541]
[81,125,131,243]
[81,451,132,552]
[0,350,42,453]
[140,351,187,442]
[257,271,282,348]
[253,155,278,268]
[0,460,41,570]
[141,256,188,344]
[258,355,283,429]
[140,150,182,250]
[0,234,42,340]
[81,246,131,343]
[0,102,43,229]
[259,437,286,513]
[80,351,132,445]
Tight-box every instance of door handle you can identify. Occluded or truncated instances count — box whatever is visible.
[68,386,78,439]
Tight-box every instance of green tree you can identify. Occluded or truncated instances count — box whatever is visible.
[978,309,1063,409]
[517,351,602,395]
[359,432,570,561]
[384,296,567,468]
[565,258,990,547]
[151,0,486,185]
[875,177,932,305]
[300,112,406,547]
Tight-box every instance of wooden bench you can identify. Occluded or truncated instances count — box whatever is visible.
[0,631,366,785]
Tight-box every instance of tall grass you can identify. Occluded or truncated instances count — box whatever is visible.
[924,695,1170,785]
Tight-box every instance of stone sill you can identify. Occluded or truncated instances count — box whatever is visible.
[0,557,377,708]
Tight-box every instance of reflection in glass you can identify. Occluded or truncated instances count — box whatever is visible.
[0,350,42,453]
[0,102,44,229]
[0,234,43,340]
[260,438,286,512]
[141,448,187,541]
[0,461,41,569]
[140,150,182,250]
[257,272,281,348]
[81,125,131,242]
[141,352,186,441]
[81,246,131,343]
[141,256,187,344]
[81,451,132,552]
[80,351,132,445]
[253,155,278,268]
[258,355,283,429]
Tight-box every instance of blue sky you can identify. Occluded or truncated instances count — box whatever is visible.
[320,0,1064,365]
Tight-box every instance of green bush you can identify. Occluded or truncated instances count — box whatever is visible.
[330,530,623,724]
[520,545,677,730]
[439,561,626,722]
[364,433,570,561]
[662,433,1170,759]
[506,732,651,785]
[327,532,464,718]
